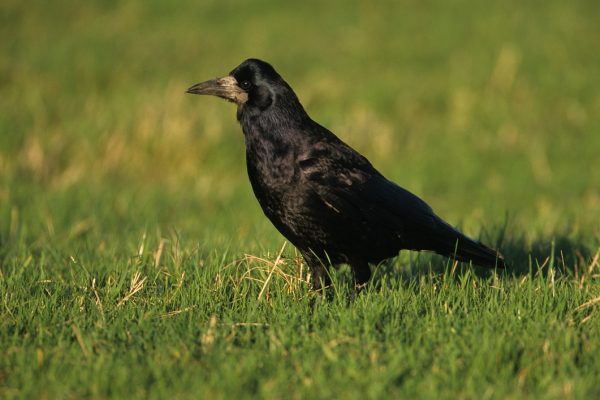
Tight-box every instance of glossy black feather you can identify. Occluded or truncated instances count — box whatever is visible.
[194,59,505,289]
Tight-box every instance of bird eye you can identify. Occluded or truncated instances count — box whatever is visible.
[240,80,252,90]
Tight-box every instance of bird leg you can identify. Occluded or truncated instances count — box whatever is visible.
[351,261,371,291]
[311,268,331,292]
[301,251,331,292]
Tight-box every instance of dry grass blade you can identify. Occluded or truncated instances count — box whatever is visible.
[588,248,600,274]
[71,324,91,359]
[117,271,146,307]
[258,242,287,301]
[450,260,459,276]
[163,305,196,318]
[231,322,270,328]
[138,232,147,258]
[201,315,218,350]
[91,278,105,324]
[574,296,600,312]
[154,238,167,268]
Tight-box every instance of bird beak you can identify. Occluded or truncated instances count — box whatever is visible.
[186,76,248,104]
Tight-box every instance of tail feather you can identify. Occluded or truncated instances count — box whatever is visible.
[448,234,506,268]
[429,219,506,268]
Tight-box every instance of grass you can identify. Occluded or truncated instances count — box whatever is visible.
[1,0,600,398]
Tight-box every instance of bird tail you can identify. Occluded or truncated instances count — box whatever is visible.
[429,220,506,268]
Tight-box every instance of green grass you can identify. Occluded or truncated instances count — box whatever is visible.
[1,0,600,398]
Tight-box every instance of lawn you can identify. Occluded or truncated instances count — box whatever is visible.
[1,0,600,398]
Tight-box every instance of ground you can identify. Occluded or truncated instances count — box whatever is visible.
[1,0,600,398]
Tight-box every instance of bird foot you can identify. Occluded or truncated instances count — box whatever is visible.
[354,282,369,293]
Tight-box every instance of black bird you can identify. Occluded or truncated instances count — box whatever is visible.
[187,59,505,290]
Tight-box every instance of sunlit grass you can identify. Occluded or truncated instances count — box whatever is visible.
[1,0,600,398]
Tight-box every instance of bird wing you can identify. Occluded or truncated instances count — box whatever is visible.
[298,139,439,246]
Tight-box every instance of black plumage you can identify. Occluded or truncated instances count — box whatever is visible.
[187,59,505,290]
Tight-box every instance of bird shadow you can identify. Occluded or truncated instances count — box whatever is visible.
[369,230,599,288]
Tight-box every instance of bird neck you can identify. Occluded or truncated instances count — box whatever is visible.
[238,102,310,139]
[239,94,311,180]
[239,110,302,149]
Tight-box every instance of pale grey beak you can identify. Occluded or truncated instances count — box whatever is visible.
[186,76,248,104]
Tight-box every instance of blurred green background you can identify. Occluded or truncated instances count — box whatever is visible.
[2,0,599,257]
[2,1,600,398]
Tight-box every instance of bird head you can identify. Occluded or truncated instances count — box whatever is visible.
[187,59,285,111]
